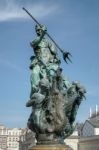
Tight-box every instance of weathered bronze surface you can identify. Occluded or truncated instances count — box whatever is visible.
[24,10,86,145]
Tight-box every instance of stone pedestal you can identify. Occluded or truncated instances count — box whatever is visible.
[29,144,73,150]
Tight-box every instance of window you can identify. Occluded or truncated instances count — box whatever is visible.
[16,137,18,141]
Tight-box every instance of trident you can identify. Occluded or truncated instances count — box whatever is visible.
[23,7,72,64]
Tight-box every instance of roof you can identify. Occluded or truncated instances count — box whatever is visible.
[87,118,99,128]
[82,117,99,131]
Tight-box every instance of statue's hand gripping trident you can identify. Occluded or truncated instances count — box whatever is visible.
[23,7,72,64]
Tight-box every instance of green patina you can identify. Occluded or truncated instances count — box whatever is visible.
[25,24,86,144]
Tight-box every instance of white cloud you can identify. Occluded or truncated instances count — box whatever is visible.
[0,0,59,22]
[0,58,22,72]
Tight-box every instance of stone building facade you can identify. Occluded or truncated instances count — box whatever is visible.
[0,124,25,150]
[78,112,99,150]
[81,118,99,137]
[78,135,99,150]
[64,130,79,150]
[19,129,35,150]
[7,128,23,150]
[0,135,7,150]
[0,124,7,150]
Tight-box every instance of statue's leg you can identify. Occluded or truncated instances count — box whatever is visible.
[30,65,40,98]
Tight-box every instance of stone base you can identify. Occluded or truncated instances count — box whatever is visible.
[29,144,73,150]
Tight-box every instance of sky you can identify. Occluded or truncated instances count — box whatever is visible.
[0,0,99,128]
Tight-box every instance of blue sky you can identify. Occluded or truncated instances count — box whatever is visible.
[0,0,99,128]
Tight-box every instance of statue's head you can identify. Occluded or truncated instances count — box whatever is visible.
[35,24,47,36]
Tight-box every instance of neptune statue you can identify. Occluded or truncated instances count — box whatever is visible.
[25,24,86,144]
[23,6,86,145]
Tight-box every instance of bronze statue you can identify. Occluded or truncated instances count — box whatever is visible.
[23,8,86,145]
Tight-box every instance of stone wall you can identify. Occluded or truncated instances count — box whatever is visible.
[64,136,79,150]
[78,136,99,150]
[82,121,94,137]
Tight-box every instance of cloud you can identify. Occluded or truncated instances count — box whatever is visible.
[0,58,22,73]
[0,0,59,22]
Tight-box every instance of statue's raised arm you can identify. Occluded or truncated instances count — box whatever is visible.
[23,7,72,64]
